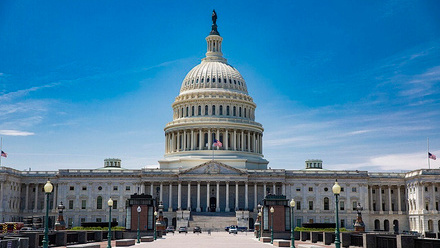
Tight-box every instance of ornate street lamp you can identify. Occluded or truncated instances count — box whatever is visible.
[290,199,296,248]
[260,205,263,241]
[137,206,141,243]
[257,203,262,241]
[332,180,341,248]
[107,198,113,248]
[42,180,53,248]
[270,206,274,244]
[153,210,158,240]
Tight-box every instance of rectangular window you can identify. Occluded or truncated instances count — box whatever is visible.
[68,218,73,228]
[425,202,429,210]
[341,219,345,228]
[113,200,118,209]
[381,189,384,194]
[372,189,375,194]
[308,187,313,192]
[112,218,117,223]
[126,186,131,191]
[391,189,394,194]
[113,186,118,191]
[352,201,357,210]
[296,188,301,192]
[96,218,102,222]
[352,187,357,192]
[70,186,74,191]
[69,200,74,209]
[341,187,344,192]
[296,201,301,210]
[309,201,313,210]
[82,186,87,191]
[425,187,428,192]
[340,201,345,211]
[81,200,86,209]
[436,187,438,192]
[436,202,439,211]
[296,218,302,228]
[80,218,85,223]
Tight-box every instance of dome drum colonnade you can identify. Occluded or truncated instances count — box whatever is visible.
[162,11,267,169]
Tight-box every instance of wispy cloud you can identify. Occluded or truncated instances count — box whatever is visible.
[0,130,34,136]
[0,82,60,102]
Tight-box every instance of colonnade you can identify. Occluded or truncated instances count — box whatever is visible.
[18,183,58,212]
[369,185,405,213]
[173,102,255,121]
[165,128,263,154]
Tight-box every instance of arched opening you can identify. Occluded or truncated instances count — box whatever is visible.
[204,133,208,149]
[209,197,216,212]
[239,107,242,117]
[374,219,380,230]
[233,106,236,116]
[219,105,223,115]
[172,218,177,229]
[96,196,102,209]
[393,220,399,234]
[384,219,389,231]
[198,105,201,116]
[186,107,188,117]
[191,106,194,116]
[428,219,434,232]
[323,197,329,210]
[212,105,216,115]
[205,105,208,116]
[226,106,230,115]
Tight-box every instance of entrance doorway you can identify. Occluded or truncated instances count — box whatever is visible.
[209,197,216,212]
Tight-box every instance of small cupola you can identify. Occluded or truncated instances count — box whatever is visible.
[104,158,121,168]
[305,159,323,169]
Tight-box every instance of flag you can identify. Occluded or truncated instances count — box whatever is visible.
[1,151,7,158]
[213,139,223,148]
[429,152,436,160]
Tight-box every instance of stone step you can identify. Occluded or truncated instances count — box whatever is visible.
[189,213,237,231]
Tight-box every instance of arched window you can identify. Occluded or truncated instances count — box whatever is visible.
[97,196,103,209]
[374,219,380,230]
[324,197,329,210]
[226,106,230,115]
[186,107,189,117]
[212,105,216,115]
[207,77,210,83]
[201,78,204,83]
[191,106,195,116]
[384,220,389,231]
[198,106,201,116]
[239,107,242,117]
[213,77,216,83]
[181,108,184,118]
[204,133,208,148]
[205,105,208,116]
[233,106,236,116]
[219,105,223,115]
[244,108,246,118]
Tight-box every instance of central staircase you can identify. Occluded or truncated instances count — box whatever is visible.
[189,212,237,231]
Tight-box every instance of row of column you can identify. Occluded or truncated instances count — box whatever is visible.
[165,128,263,154]
[173,103,255,121]
[369,185,403,213]
[20,183,58,212]
[407,183,438,212]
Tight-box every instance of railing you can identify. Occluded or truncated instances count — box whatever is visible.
[351,234,363,247]
[376,235,397,248]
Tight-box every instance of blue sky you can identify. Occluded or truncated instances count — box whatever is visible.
[1,0,439,172]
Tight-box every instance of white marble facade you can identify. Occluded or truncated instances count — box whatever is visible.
[1,14,439,235]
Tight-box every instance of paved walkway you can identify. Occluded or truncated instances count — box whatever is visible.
[66,232,335,248]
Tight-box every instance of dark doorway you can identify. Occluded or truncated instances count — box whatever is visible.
[210,197,216,212]
[172,218,177,228]
[393,220,399,234]
[384,219,390,231]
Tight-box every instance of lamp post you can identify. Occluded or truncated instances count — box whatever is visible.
[137,206,141,243]
[333,180,341,248]
[154,210,158,240]
[270,206,274,244]
[290,199,296,248]
[107,198,113,248]
[257,203,262,241]
[42,180,53,248]
[260,205,263,241]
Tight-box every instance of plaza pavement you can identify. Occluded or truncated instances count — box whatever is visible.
[67,232,336,248]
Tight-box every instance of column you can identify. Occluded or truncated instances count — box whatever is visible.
[191,130,194,150]
[421,184,425,211]
[178,182,182,210]
[247,132,250,152]
[273,183,276,195]
[225,130,229,150]
[25,184,29,211]
[160,183,163,202]
[388,185,392,213]
[233,130,237,150]
[254,183,258,212]
[206,182,210,211]
[199,130,202,150]
[0,182,3,211]
[150,183,154,196]
[253,132,256,152]
[398,186,402,213]
[370,186,374,211]
[379,185,383,213]
[208,129,212,150]
[187,182,191,210]
[34,183,39,211]
[263,183,267,196]
[168,183,173,211]
[241,130,244,151]
[216,182,220,212]
[245,182,249,210]
[177,131,180,151]
[52,184,57,211]
[225,182,230,212]
[197,182,201,212]
[235,182,239,210]
[432,184,436,212]
[183,130,187,151]
[282,184,286,196]
[216,129,220,150]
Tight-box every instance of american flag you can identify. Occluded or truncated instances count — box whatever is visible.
[429,152,436,160]
[213,139,223,148]
[1,151,7,158]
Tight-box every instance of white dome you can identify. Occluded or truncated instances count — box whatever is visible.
[180,60,248,95]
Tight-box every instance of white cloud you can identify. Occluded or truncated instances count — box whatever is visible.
[0,82,60,101]
[0,130,35,136]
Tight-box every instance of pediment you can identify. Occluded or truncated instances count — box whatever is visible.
[179,161,247,175]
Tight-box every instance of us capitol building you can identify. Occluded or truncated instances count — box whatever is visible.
[1,12,439,235]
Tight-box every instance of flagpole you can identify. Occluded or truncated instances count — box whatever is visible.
[428,137,430,169]
[0,137,2,167]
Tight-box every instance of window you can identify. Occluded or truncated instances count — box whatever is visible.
[98,186,102,191]
[70,186,74,191]
[425,187,428,192]
[308,187,313,192]
[341,187,344,192]
[436,187,438,192]
[239,107,242,117]
[341,219,345,228]
[226,106,230,115]
[82,186,87,191]
[324,187,328,192]
[191,106,194,116]
[296,188,301,192]
[436,202,439,211]
[352,201,358,210]
[185,107,188,117]
[352,187,357,192]
[205,105,208,116]
[296,201,301,210]
[96,218,102,222]
[219,105,223,115]
[324,197,329,210]
[372,189,376,194]
[212,105,216,115]
[233,106,236,116]
[97,196,103,209]
[340,201,345,210]
[244,108,246,118]
[426,202,429,210]
[80,218,85,223]
[309,201,313,210]
[112,218,117,223]
[126,186,131,191]
[113,186,118,191]
[198,106,201,115]
[113,200,118,209]
[69,200,74,210]
[381,189,384,194]
[81,200,86,209]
